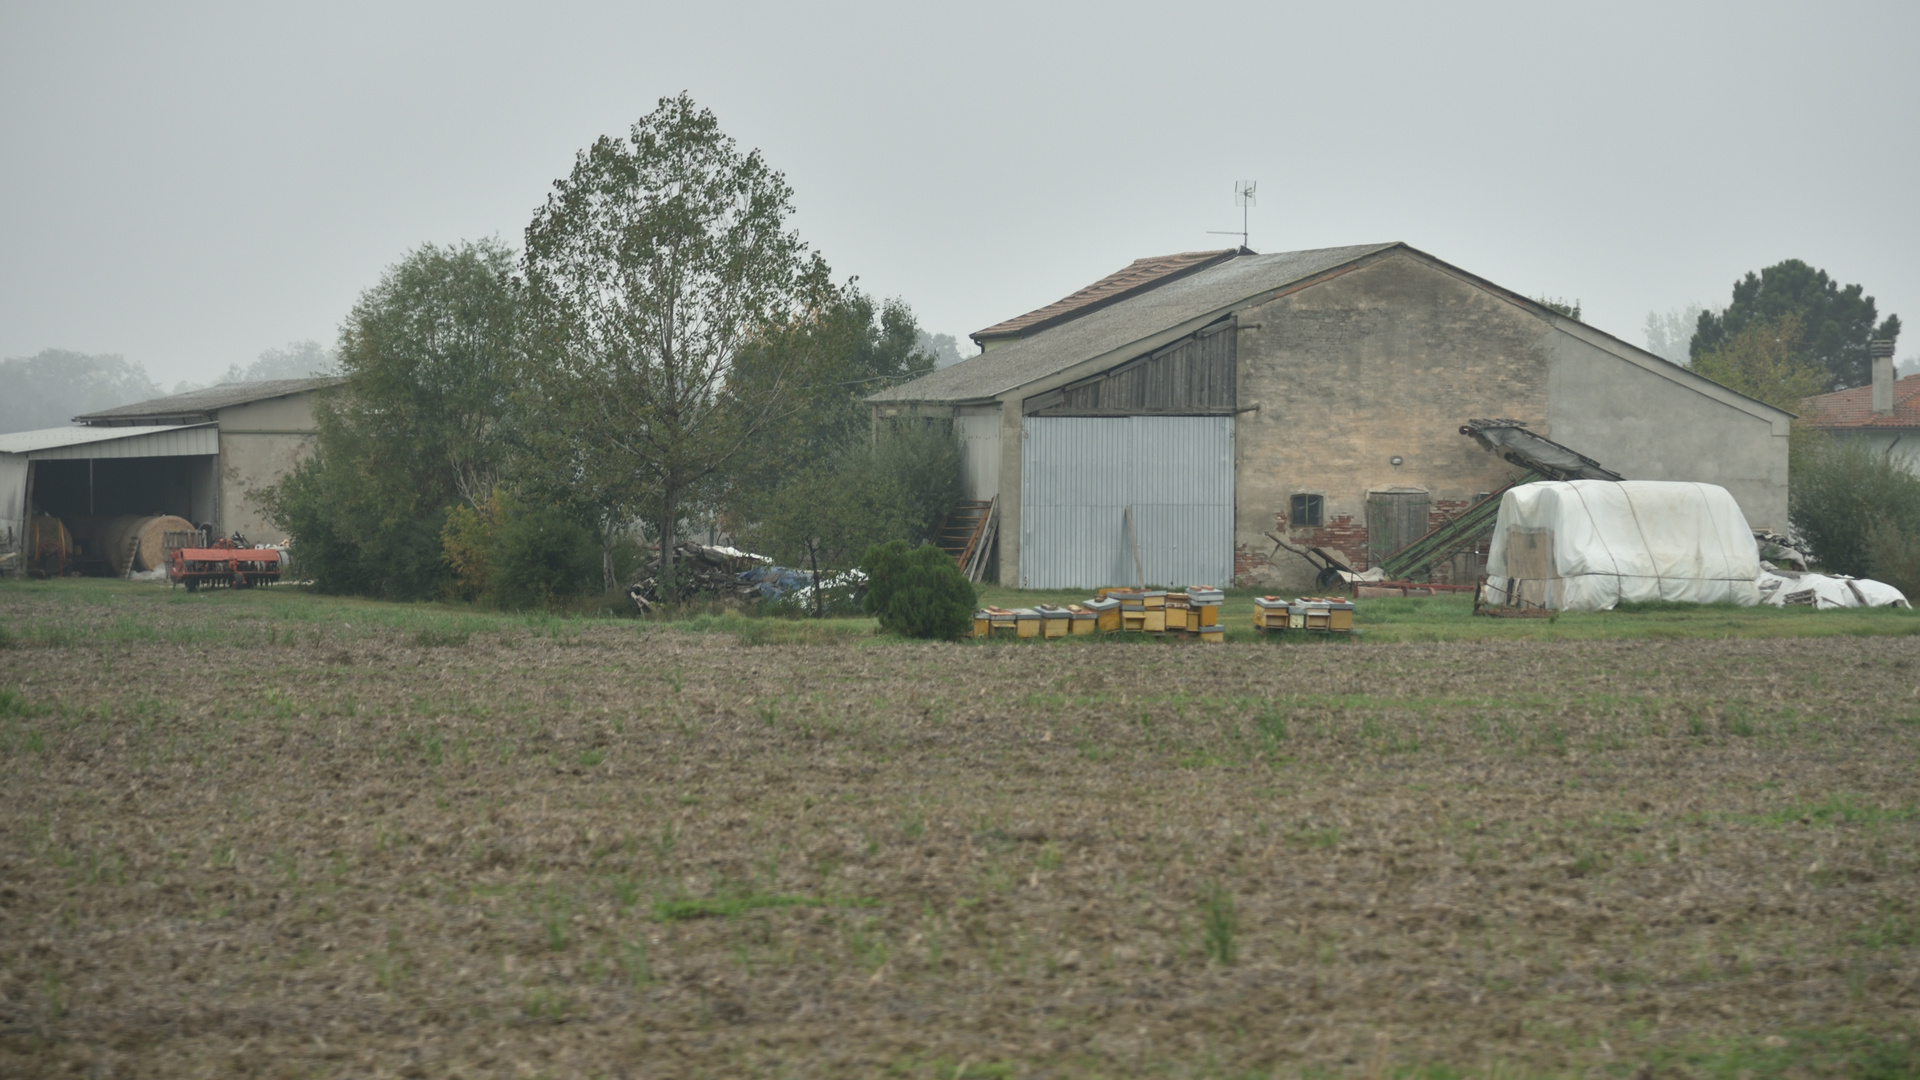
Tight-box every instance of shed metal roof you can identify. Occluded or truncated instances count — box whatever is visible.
[871,244,1397,403]
[871,244,1397,404]
[74,376,345,424]
[0,423,219,458]
[971,249,1239,345]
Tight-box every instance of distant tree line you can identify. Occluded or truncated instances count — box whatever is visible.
[260,93,961,608]
[0,342,338,435]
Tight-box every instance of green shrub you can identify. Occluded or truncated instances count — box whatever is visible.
[490,503,602,610]
[260,451,453,598]
[1866,518,1920,599]
[862,540,976,641]
[1789,436,1920,577]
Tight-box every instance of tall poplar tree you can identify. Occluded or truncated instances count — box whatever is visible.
[521,93,833,585]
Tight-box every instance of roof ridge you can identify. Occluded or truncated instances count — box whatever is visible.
[73,376,346,422]
[873,243,1400,405]
[971,248,1240,344]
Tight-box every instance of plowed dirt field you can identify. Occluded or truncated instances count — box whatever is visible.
[2,585,1917,1078]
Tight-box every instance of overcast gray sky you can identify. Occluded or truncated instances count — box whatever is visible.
[4,1,1916,387]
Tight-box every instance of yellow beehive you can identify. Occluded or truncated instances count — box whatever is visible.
[1036,605,1070,639]
[972,610,991,638]
[1142,609,1166,633]
[1068,604,1098,635]
[1252,596,1289,632]
[1165,595,1189,633]
[1085,597,1121,631]
[1015,608,1042,638]
[1199,628,1224,643]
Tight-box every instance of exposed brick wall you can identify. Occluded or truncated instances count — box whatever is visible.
[1236,511,1371,588]
[1423,499,1489,586]
[1233,543,1267,580]
[1235,496,1507,588]
[1287,514,1370,568]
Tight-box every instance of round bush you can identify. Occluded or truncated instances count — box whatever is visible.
[862,540,976,641]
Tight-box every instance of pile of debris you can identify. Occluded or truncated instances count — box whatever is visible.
[627,543,770,611]
[625,542,870,614]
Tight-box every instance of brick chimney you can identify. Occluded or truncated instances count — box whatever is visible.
[1871,338,1896,415]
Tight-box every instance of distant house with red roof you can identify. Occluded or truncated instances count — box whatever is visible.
[1799,353,1920,476]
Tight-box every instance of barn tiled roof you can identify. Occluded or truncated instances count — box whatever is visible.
[1799,373,1920,430]
[873,243,1398,404]
[971,249,1239,345]
[75,377,346,424]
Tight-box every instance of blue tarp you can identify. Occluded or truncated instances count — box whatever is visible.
[737,565,813,601]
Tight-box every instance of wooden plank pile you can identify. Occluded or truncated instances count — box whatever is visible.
[973,587,1223,642]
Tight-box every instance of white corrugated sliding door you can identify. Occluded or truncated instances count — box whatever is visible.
[1019,416,1233,589]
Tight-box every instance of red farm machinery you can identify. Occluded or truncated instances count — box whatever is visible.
[167,534,283,591]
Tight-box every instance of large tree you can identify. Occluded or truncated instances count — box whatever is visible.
[259,240,518,597]
[521,93,833,584]
[1691,259,1900,391]
[719,287,937,531]
[1689,313,1828,416]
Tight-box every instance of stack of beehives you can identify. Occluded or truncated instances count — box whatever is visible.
[973,587,1223,642]
[1252,596,1355,635]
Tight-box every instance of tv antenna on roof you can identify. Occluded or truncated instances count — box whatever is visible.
[1207,181,1257,251]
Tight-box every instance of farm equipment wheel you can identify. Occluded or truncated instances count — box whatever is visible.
[1315,566,1343,590]
[184,578,199,593]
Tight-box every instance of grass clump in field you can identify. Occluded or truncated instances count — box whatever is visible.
[1200,882,1237,965]
[655,892,876,921]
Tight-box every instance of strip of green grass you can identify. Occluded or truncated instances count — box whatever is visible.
[6,576,1915,648]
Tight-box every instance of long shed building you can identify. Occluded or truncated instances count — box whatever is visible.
[1,378,341,570]
[870,243,1791,590]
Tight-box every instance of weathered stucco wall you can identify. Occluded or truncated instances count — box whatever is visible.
[955,406,1002,502]
[214,393,323,541]
[1233,254,1550,589]
[1546,328,1789,530]
[1832,430,1920,478]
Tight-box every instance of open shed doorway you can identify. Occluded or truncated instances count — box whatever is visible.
[28,455,218,575]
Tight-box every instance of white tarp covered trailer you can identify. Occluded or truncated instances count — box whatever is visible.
[1481,480,1761,611]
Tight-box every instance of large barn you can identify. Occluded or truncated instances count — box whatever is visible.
[870,243,1791,590]
[1,378,341,571]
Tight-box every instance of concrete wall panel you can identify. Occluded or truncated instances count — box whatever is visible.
[1833,430,1920,477]
[1546,335,1788,530]
[0,454,26,558]
[956,406,1001,502]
